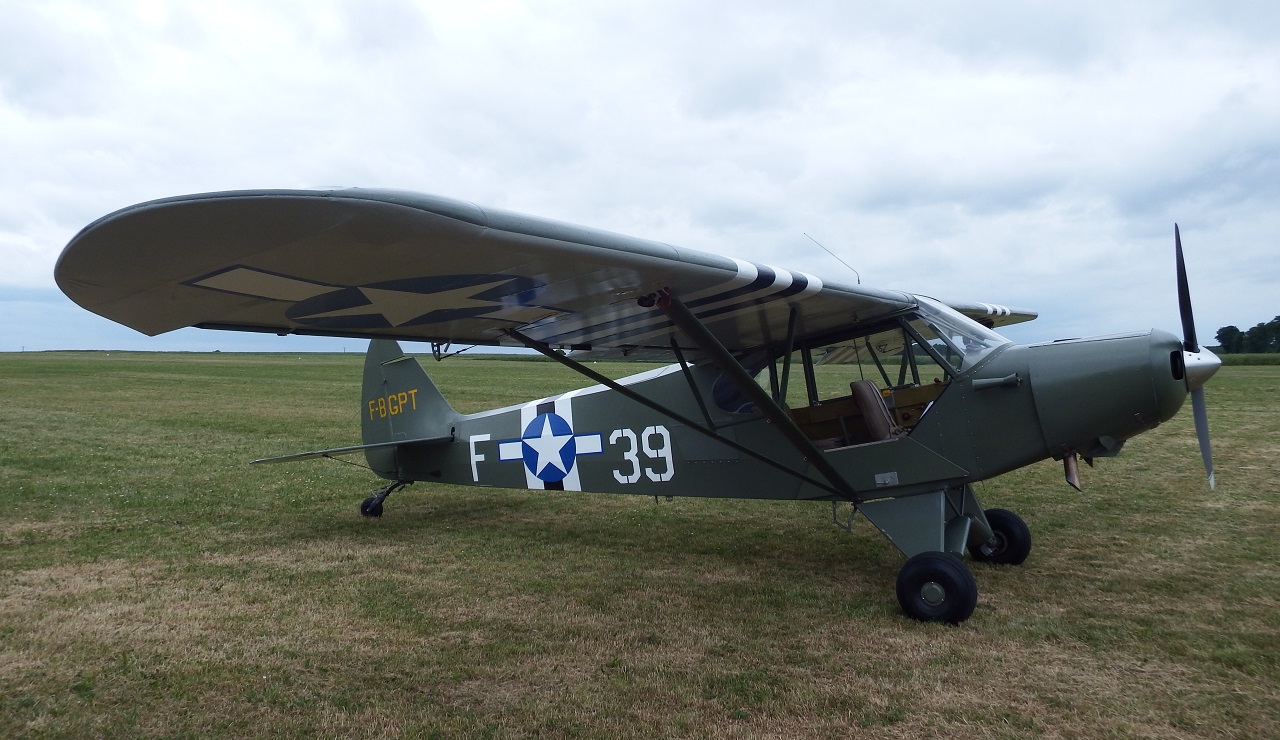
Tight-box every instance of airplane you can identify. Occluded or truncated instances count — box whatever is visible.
[55,188,1221,624]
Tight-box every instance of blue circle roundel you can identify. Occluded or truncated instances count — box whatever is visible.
[521,412,577,482]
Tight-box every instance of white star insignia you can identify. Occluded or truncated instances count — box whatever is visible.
[297,279,515,326]
[523,423,574,476]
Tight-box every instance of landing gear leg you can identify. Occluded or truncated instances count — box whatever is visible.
[969,508,1032,565]
[854,486,986,623]
[360,480,409,518]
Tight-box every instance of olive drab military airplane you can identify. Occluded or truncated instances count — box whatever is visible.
[56,188,1221,624]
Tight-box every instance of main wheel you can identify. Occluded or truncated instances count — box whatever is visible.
[969,508,1031,565]
[359,496,384,518]
[896,551,978,624]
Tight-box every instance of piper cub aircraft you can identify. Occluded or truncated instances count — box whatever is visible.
[56,188,1220,623]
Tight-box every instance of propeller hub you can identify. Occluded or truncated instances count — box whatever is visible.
[1184,347,1221,391]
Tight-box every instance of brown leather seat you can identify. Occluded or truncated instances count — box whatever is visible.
[850,379,903,441]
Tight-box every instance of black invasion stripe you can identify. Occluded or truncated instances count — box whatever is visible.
[691,271,811,323]
[685,264,778,310]
[539,264,778,346]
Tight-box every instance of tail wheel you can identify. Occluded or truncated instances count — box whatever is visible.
[896,552,978,624]
[358,480,407,519]
[970,508,1031,565]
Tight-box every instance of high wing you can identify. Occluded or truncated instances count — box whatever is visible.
[56,188,1035,357]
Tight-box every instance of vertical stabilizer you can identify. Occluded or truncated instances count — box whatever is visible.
[361,340,460,447]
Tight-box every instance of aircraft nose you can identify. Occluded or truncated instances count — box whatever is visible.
[1184,347,1221,391]
[1149,329,1191,425]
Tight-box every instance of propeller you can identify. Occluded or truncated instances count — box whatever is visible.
[1175,224,1220,489]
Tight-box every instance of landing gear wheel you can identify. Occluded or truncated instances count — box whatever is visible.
[896,551,978,624]
[969,508,1031,565]
[358,480,408,519]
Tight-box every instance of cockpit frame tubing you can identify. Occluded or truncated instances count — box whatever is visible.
[658,294,857,500]
[898,317,960,381]
[778,306,799,404]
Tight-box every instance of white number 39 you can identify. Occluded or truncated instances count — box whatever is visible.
[609,425,674,484]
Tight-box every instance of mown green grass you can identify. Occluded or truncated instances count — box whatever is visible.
[1220,353,1280,366]
[1,352,1277,738]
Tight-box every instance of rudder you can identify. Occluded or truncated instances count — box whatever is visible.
[361,339,459,447]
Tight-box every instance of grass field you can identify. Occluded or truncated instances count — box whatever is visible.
[1,351,1277,738]
[1220,353,1280,366]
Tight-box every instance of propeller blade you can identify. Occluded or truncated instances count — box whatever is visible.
[1191,387,1215,490]
[1175,224,1199,352]
[1176,225,1217,489]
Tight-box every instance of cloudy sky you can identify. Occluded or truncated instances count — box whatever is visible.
[3,0,1277,352]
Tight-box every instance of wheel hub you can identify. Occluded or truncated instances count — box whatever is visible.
[920,581,946,606]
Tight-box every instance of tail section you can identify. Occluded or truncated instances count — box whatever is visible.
[252,340,455,477]
[362,339,460,448]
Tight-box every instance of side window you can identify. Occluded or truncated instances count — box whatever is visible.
[712,371,758,414]
[795,348,861,404]
[710,352,769,414]
[806,333,897,403]
[792,320,955,406]
[901,332,953,387]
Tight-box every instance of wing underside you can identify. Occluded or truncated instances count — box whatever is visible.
[56,189,1034,358]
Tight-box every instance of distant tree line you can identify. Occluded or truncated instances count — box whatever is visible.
[1215,317,1280,353]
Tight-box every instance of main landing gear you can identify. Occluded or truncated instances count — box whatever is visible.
[968,508,1032,565]
[841,490,1037,624]
[359,480,409,518]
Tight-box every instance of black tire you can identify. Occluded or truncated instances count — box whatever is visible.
[896,551,978,624]
[359,496,384,518]
[969,508,1031,565]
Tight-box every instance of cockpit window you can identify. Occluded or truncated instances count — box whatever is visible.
[711,352,767,414]
[708,298,1012,441]
[909,296,1010,373]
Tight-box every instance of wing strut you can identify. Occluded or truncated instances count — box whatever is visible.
[505,329,846,497]
[656,293,857,500]
[669,336,717,431]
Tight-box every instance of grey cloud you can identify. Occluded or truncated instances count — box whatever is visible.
[4,1,1280,350]
[0,4,119,116]
[333,0,435,55]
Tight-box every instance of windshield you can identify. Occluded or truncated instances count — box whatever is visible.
[910,296,1011,372]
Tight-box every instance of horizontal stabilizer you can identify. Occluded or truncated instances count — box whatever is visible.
[250,435,452,465]
[942,299,1037,329]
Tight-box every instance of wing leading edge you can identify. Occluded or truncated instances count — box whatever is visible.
[56,188,1033,357]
